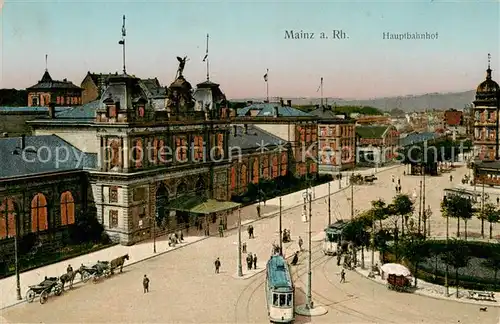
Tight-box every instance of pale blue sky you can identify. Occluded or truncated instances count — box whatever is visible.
[0,0,499,99]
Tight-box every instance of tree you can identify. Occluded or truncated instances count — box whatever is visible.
[401,236,430,287]
[441,193,473,238]
[441,239,471,298]
[482,252,500,290]
[477,203,496,238]
[487,207,500,239]
[388,194,414,237]
[343,218,369,268]
[371,199,388,230]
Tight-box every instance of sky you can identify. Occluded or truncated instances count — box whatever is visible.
[0,0,499,99]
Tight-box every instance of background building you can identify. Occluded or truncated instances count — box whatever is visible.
[27,70,82,107]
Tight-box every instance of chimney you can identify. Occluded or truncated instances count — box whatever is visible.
[287,100,292,107]
[244,124,248,134]
[274,106,279,117]
[21,134,25,149]
[280,98,284,106]
[48,102,56,118]
[63,78,67,82]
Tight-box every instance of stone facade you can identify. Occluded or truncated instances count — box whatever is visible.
[318,121,356,172]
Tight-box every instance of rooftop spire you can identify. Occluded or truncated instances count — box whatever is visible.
[118,15,127,74]
[45,54,48,72]
[487,53,492,80]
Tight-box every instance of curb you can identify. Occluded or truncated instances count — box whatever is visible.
[353,267,500,308]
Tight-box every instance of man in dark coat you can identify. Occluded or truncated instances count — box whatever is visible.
[253,254,257,269]
[143,275,150,293]
[214,258,221,273]
[246,253,253,270]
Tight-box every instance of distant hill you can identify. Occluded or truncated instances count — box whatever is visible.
[232,90,476,112]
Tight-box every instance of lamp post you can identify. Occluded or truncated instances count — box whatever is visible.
[418,180,423,235]
[444,195,449,297]
[279,196,283,255]
[327,182,331,226]
[422,166,427,239]
[237,207,243,277]
[14,231,21,300]
[350,172,354,220]
[301,190,313,309]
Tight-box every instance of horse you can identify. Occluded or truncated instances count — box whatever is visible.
[110,254,129,274]
[59,269,81,291]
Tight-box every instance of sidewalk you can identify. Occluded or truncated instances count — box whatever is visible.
[354,249,500,308]
[0,164,400,310]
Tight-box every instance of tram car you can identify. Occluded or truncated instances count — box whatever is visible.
[265,255,295,323]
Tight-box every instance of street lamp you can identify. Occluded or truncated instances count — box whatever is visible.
[237,207,243,277]
[296,190,327,317]
[279,196,283,255]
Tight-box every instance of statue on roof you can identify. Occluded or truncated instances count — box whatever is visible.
[176,56,189,79]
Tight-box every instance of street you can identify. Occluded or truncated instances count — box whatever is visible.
[2,164,499,323]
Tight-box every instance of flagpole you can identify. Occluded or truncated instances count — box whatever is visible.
[320,77,323,108]
[121,15,126,74]
[206,34,210,81]
[266,69,269,103]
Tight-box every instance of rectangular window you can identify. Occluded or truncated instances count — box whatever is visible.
[273,294,278,306]
[287,294,292,307]
[279,294,286,307]
[109,186,118,203]
[109,210,118,228]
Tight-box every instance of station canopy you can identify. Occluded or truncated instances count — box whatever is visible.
[167,195,240,215]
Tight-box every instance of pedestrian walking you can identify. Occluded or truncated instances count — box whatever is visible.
[143,275,150,293]
[298,236,303,251]
[449,174,453,182]
[253,254,257,269]
[497,196,499,205]
[246,253,253,270]
[340,269,346,283]
[397,178,401,185]
[214,257,221,273]
[256,204,261,217]
[218,224,224,237]
[242,242,247,254]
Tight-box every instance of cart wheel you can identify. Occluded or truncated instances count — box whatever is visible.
[54,285,63,296]
[81,271,90,283]
[92,275,99,284]
[40,290,49,304]
[26,289,36,303]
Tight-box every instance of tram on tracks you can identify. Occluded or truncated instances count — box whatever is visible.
[265,255,295,323]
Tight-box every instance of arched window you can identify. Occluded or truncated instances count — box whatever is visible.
[0,198,16,239]
[252,159,259,184]
[31,193,48,232]
[240,164,247,190]
[60,191,75,226]
[230,166,237,190]
[109,139,121,169]
[134,138,143,168]
[262,156,269,179]
[271,156,278,178]
[280,153,288,176]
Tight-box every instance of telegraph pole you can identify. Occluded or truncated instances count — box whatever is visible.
[238,207,243,277]
[350,172,354,219]
[14,231,21,300]
[422,169,427,238]
[279,196,283,255]
[418,180,423,234]
[307,191,313,309]
[481,180,485,238]
[328,182,331,225]
[444,196,449,297]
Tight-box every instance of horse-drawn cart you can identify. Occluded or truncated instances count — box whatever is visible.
[26,277,63,304]
[381,263,413,293]
[79,255,129,283]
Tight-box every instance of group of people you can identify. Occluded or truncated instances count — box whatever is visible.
[392,175,402,193]
[282,229,291,243]
[246,253,258,270]
[168,231,184,247]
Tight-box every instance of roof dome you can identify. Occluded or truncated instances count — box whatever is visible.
[476,67,500,94]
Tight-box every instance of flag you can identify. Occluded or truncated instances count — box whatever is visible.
[118,40,124,45]
[264,69,268,82]
[122,15,126,37]
[316,77,323,92]
[203,53,208,62]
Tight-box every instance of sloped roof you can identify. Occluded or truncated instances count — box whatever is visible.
[88,72,113,86]
[54,100,100,121]
[0,107,69,113]
[237,103,313,117]
[28,71,81,90]
[355,125,389,139]
[399,132,439,146]
[0,135,96,179]
[229,125,286,151]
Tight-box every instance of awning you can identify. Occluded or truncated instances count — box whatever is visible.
[167,195,240,215]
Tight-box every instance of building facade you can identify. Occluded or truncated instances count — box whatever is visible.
[356,125,399,166]
[309,107,356,172]
[472,58,500,185]
[27,70,82,107]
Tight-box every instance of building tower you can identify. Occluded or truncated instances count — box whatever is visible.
[472,54,500,185]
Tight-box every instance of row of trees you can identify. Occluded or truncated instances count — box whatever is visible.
[441,193,500,240]
[343,193,500,294]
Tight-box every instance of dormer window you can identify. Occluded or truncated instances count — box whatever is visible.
[134,97,147,119]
